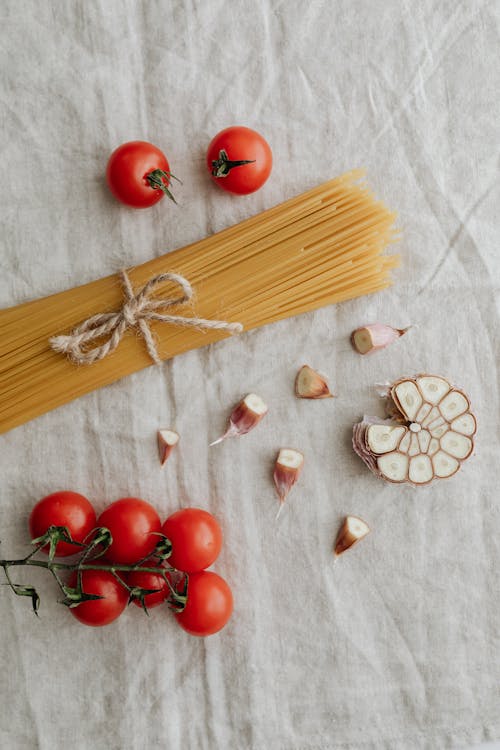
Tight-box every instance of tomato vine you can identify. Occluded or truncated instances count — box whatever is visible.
[0,525,187,616]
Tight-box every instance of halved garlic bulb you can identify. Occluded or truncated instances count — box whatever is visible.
[353,375,476,485]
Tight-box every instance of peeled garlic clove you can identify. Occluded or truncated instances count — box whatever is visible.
[295,365,333,399]
[273,448,304,515]
[334,516,370,556]
[157,429,179,466]
[351,324,410,355]
[210,393,268,446]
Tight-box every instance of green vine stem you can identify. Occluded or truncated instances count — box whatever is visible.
[211,149,255,177]
[0,525,188,616]
[145,169,181,203]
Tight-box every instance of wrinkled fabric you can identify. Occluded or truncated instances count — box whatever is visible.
[0,2,499,749]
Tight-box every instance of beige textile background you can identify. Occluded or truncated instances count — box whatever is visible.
[0,1,499,748]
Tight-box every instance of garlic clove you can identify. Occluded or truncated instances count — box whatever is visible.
[429,423,449,439]
[427,415,446,431]
[295,365,333,399]
[408,433,420,456]
[427,438,440,456]
[422,406,441,428]
[366,424,406,454]
[416,376,451,404]
[409,455,433,484]
[273,448,304,514]
[392,380,423,421]
[210,393,268,446]
[439,391,469,421]
[351,323,410,355]
[440,431,473,460]
[398,431,411,453]
[417,429,431,454]
[415,402,433,423]
[377,452,409,482]
[451,413,476,437]
[157,429,179,466]
[334,516,370,556]
[432,451,459,478]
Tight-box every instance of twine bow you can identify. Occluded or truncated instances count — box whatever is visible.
[49,270,243,366]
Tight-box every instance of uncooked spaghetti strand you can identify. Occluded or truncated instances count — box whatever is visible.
[218,220,396,307]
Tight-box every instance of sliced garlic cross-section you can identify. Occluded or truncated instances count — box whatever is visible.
[352,374,476,486]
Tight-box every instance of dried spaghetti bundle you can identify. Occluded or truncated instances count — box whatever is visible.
[0,170,399,433]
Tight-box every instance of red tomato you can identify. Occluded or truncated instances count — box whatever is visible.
[106,140,176,208]
[162,508,222,573]
[206,126,272,194]
[127,561,171,609]
[175,571,233,636]
[97,497,162,564]
[29,491,97,557]
[68,570,128,627]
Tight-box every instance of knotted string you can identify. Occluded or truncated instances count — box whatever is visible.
[49,270,243,366]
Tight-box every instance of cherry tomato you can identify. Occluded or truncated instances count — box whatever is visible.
[97,497,161,564]
[68,570,128,627]
[29,491,97,557]
[175,571,233,636]
[106,140,177,208]
[206,126,272,195]
[126,561,171,609]
[162,508,222,573]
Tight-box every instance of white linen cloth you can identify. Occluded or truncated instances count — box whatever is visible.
[1,1,499,748]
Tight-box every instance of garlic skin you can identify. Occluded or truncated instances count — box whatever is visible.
[351,324,410,355]
[334,516,370,556]
[295,365,333,399]
[210,393,268,446]
[273,448,304,516]
[157,429,179,466]
[353,375,476,485]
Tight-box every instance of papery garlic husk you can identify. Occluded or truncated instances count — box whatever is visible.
[352,374,477,485]
[351,323,410,355]
[334,516,370,556]
[273,448,304,515]
[210,393,268,446]
[158,429,179,466]
[295,365,333,399]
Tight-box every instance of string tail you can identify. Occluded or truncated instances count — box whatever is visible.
[49,335,72,354]
[48,269,243,366]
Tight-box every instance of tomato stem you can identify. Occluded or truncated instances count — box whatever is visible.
[211,149,255,178]
[145,169,180,204]
[0,526,187,614]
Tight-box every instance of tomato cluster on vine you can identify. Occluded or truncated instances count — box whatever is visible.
[26,491,233,636]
